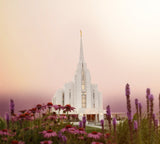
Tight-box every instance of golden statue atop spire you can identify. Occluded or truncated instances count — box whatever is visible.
[80,30,82,37]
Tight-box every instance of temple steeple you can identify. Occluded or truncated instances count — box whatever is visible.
[53,31,104,121]
[79,30,85,63]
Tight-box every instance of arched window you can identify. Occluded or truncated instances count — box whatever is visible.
[82,93,86,108]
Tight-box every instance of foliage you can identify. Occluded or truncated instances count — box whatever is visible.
[0,117,6,129]
[1,85,160,144]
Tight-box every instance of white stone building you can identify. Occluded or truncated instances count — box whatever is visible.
[53,31,104,121]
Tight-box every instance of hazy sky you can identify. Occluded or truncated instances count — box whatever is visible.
[1,0,160,116]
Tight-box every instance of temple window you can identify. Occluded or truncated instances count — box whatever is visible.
[82,84,85,90]
[82,94,86,108]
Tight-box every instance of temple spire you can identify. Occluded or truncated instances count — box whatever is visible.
[79,30,84,63]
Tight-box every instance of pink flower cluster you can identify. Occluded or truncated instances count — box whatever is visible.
[88,131,102,139]
[41,130,57,138]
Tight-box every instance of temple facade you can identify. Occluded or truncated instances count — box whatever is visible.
[53,31,104,121]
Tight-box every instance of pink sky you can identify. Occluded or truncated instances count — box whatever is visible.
[1,0,160,116]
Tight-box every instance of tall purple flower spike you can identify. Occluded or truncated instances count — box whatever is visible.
[5,112,9,129]
[113,117,116,134]
[100,119,104,127]
[62,136,67,144]
[58,131,67,144]
[79,121,83,128]
[139,102,142,120]
[127,112,132,121]
[149,94,154,101]
[125,83,130,96]
[5,112,9,121]
[10,99,15,115]
[146,88,150,119]
[146,88,150,98]
[106,105,111,117]
[125,83,133,143]
[138,103,142,109]
[152,113,155,121]
[135,99,138,105]
[106,105,112,133]
[113,117,116,126]
[82,116,86,123]
[82,116,86,128]
[58,131,62,138]
[134,120,138,130]
[100,119,104,131]
[155,119,158,128]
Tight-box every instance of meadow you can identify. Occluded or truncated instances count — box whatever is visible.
[0,84,160,144]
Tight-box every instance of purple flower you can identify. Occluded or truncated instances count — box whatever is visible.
[146,88,150,98]
[134,120,138,130]
[127,112,132,121]
[149,94,154,101]
[138,103,142,109]
[79,121,83,128]
[10,99,15,115]
[125,84,133,143]
[152,113,155,121]
[100,119,104,127]
[146,89,150,119]
[63,104,75,112]
[135,99,138,105]
[125,83,130,96]
[41,130,57,138]
[62,135,67,144]
[53,105,64,111]
[106,105,112,132]
[82,116,86,123]
[77,128,87,135]
[155,119,158,128]
[113,117,116,133]
[113,117,116,126]
[100,119,104,130]
[106,105,111,117]
[58,131,62,138]
[5,112,9,121]
[59,115,67,120]
[0,129,10,136]
[88,131,102,139]
[58,131,67,144]
[5,113,9,129]
[68,127,79,135]
[82,116,86,128]
[139,102,142,121]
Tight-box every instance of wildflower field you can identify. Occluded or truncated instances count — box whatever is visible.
[0,84,160,144]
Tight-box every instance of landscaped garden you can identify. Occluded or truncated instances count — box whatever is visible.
[0,84,160,144]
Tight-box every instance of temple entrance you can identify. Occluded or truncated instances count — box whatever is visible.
[87,114,96,122]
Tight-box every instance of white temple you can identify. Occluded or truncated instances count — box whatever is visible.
[53,31,104,121]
